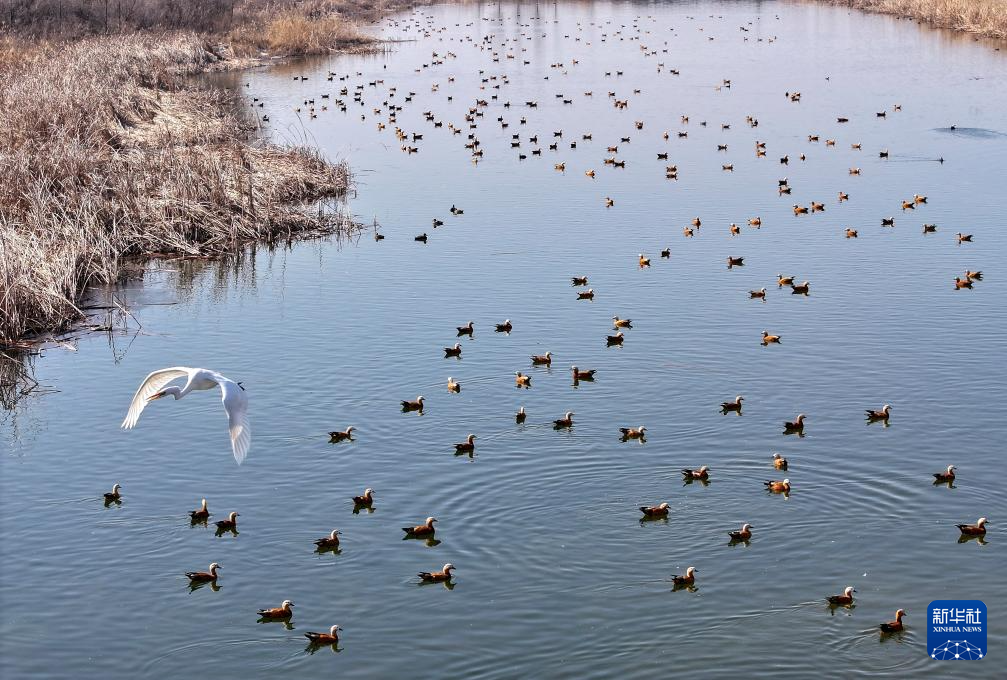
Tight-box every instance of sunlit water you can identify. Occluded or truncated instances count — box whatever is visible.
[3,1,1006,677]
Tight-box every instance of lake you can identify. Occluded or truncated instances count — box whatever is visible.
[2,1,1005,677]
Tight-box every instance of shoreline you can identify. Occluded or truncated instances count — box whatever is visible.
[822,0,1007,40]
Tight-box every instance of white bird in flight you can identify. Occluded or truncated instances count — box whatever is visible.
[121,367,251,464]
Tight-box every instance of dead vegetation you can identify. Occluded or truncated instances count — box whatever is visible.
[829,0,1007,39]
[0,31,356,346]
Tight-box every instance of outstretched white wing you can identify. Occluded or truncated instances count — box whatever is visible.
[121,367,191,429]
[219,379,251,464]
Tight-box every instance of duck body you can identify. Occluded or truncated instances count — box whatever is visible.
[620,426,647,440]
[639,502,669,518]
[190,498,210,522]
[880,609,906,633]
[454,434,476,454]
[682,466,709,480]
[304,625,341,645]
[827,587,856,607]
[956,517,988,536]
[215,511,239,532]
[403,517,437,538]
[401,396,425,411]
[352,488,374,506]
[783,414,806,433]
[315,530,341,550]
[186,562,220,582]
[728,523,753,541]
[258,600,294,619]
[865,404,891,421]
[553,411,575,429]
[721,395,743,412]
[764,479,791,493]
[418,563,455,582]
[933,465,956,483]
[328,426,355,442]
[672,567,697,587]
[103,484,122,502]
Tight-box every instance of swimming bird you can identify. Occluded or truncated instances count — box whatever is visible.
[914,194,927,204]
[922,223,937,233]
[103,483,122,503]
[965,270,983,281]
[606,331,625,346]
[879,609,906,633]
[793,204,809,215]
[620,426,646,440]
[764,479,791,493]
[450,204,464,215]
[315,530,341,550]
[186,562,220,583]
[401,395,424,412]
[578,289,595,300]
[956,517,988,536]
[516,406,526,424]
[447,377,460,393]
[329,426,355,442]
[865,404,891,421]
[432,218,444,227]
[190,498,210,522]
[748,217,762,227]
[553,411,575,429]
[444,343,462,358]
[531,351,552,365]
[762,331,781,345]
[572,366,596,381]
[783,414,806,433]
[727,256,744,267]
[827,586,856,607]
[933,465,956,483]
[515,371,532,388]
[352,488,374,506]
[682,466,709,480]
[612,316,632,328]
[683,226,694,237]
[456,321,474,336]
[728,523,753,541]
[454,434,476,454]
[415,233,428,242]
[418,563,455,582]
[304,625,341,645]
[791,281,810,295]
[672,567,697,587]
[215,511,239,532]
[715,392,743,413]
[777,274,794,286]
[838,192,849,202]
[258,600,294,619]
[957,232,973,243]
[773,453,788,470]
[571,276,589,286]
[121,367,251,463]
[639,502,669,518]
[495,319,513,333]
[403,517,437,537]
[954,277,973,290]
[749,288,767,300]
[881,217,895,226]
[845,228,858,238]
[661,247,671,258]
[639,253,651,267]
[605,197,614,207]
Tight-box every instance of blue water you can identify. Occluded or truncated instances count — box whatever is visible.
[2,1,1006,677]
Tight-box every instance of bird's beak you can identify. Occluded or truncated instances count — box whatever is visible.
[148,391,166,401]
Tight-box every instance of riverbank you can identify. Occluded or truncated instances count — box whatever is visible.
[826,0,1007,39]
[0,3,383,347]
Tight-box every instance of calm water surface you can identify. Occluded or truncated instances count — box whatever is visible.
[3,2,1006,677]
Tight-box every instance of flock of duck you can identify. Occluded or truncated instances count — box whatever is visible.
[106,7,995,656]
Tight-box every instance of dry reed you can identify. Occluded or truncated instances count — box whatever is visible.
[0,32,354,346]
[829,0,1007,39]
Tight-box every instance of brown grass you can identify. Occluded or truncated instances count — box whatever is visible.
[228,1,378,57]
[829,0,1007,39]
[0,31,355,346]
